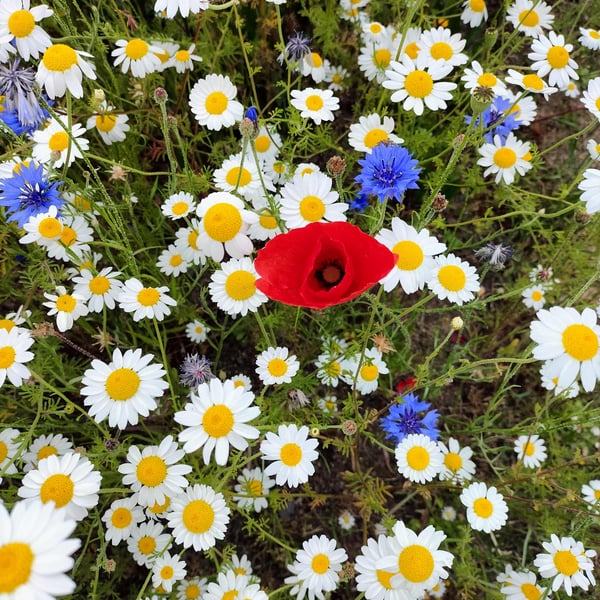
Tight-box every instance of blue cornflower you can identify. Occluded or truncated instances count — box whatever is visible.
[380,392,440,445]
[284,32,311,63]
[465,96,520,143]
[0,163,64,227]
[348,192,369,212]
[354,143,421,203]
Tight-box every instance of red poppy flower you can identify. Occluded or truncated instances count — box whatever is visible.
[254,221,395,309]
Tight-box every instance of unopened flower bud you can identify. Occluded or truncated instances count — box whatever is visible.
[239,117,258,141]
[153,87,168,104]
[575,208,592,224]
[310,427,320,437]
[431,193,448,212]
[451,316,464,331]
[341,420,357,436]
[326,155,347,178]
[453,133,465,148]
[484,28,498,50]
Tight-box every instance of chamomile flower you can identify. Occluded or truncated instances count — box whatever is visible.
[174,218,207,266]
[186,319,209,343]
[127,521,171,567]
[324,62,349,91]
[419,26,468,69]
[581,479,600,512]
[460,0,488,27]
[118,277,177,322]
[0,0,53,61]
[348,113,403,153]
[189,73,244,130]
[81,347,168,430]
[376,217,446,294]
[37,43,96,98]
[168,44,202,73]
[152,551,187,593]
[204,572,256,600]
[514,434,547,468]
[72,267,123,312]
[505,69,557,100]
[581,77,600,121]
[162,191,196,220]
[354,534,397,600]
[18,452,102,521]
[256,346,300,385]
[564,81,579,98]
[441,506,457,521]
[300,51,326,83]
[213,153,272,201]
[521,284,546,311]
[427,253,480,305]
[0,428,19,479]
[112,38,161,77]
[279,171,347,229]
[209,256,268,317]
[247,198,282,241]
[233,466,275,512]
[174,377,260,465]
[317,395,337,414]
[528,32,578,90]
[477,132,532,185]
[86,101,130,144]
[533,535,596,596]
[341,347,389,394]
[32,119,89,169]
[118,435,192,507]
[176,578,208,600]
[579,27,600,51]
[361,21,394,44]
[338,510,356,530]
[285,535,348,600]
[246,125,281,165]
[157,244,190,277]
[102,497,145,545]
[315,351,344,387]
[461,60,506,95]
[167,483,230,551]
[22,433,73,472]
[540,361,580,398]
[587,139,600,161]
[260,423,319,488]
[0,327,34,388]
[0,499,80,599]
[42,285,89,332]
[357,37,398,83]
[438,437,476,483]
[460,481,508,533]
[395,433,444,484]
[154,0,209,18]
[499,568,549,600]
[290,87,339,125]
[529,306,600,392]
[499,89,538,127]
[507,0,554,37]
[377,521,454,597]
[19,204,62,246]
[578,167,600,214]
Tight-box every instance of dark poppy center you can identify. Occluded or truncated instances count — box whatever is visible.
[315,260,345,289]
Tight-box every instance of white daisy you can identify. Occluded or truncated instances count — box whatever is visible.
[354,534,398,600]
[499,89,538,126]
[32,119,89,169]
[395,433,444,484]
[154,0,209,18]
[112,38,161,77]
[22,433,73,472]
[81,347,168,430]
[300,51,327,83]
[174,218,207,266]
[441,506,457,521]
[427,253,480,305]
[233,466,275,512]
[72,267,123,312]
[505,69,557,100]
[166,483,230,551]
[127,521,171,567]
[530,306,600,392]
[540,361,580,398]
[460,481,508,533]
[168,43,202,72]
[152,550,187,593]
[461,61,506,96]
[189,73,244,130]
[348,113,404,153]
[587,139,600,161]
[186,319,209,343]
[581,77,600,121]
[477,132,532,185]
[0,499,80,598]
[256,346,300,385]
[225,553,253,577]
[209,256,268,317]
[383,54,457,116]
[0,428,19,479]
[157,243,190,277]
[260,423,319,488]
[578,167,600,214]
[0,327,34,388]
[314,350,344,387]
[118,435,192,507]
[213,152,273,201]
[42,285,89,332]
[338,510,356,530]
[230,373,252,391]
[176,577,208,600]
[376,217,446,294]
[37,43,96,98]
[18,452,102,521]
[357,36,399,83]
[44,214,94,263]
[162,191,196,220]
[279,171,347,229]
[118,277,177,321]
[460,0,488,28]
[324,62,349,91]
[419,26,468,69]
[499,568,549,600]
[398,26,422,61]
[86,101,130,144]
[521,284,546,311]
[437,437,476,483]
[360,21,395,45]
[203,571,252,600]
[246,125,282,165]
[102,496,145,545]
[290,87,339,125]
[0,0,53,61]
[581,479,600,512]
[174,377,260,465]
[284,535,348,600]
[528,31,578,90]
[564,81,579,98]
[514,434,547,468]
[0,305,30,333]
[317,395,337,414]
[341,347,389,394]
[152,40,178,70]
[507,0,554,36]
[533,535,596,596]
[579,27,600,51]
[247,198,282,241]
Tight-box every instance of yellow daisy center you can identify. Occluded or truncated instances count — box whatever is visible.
[473,497,493,518]
[0,542,34,593]
[392,240,424,270]
[0,442,6,462]
[562,323,599,361]
[183,499,215,533]
[137,287,160,307]
[42,44,78,72]
[175,49,190,62]
[520,583,541,600]
[205,91,228,115]
[222,591,237,600]
[95,114,117,132]
[590,30,600,40]
[311,553,330,575]
[280,442,302,466]
[255,135,271,153]
[522,74,544,90]
[364,128,388,149]
[444,452,462,471]
[169,254,183,267]
[89,275,110,295]
[477,73,497,87]
[56,294,76,313]
[547,46,569,69]
[225,167,252,188]
[309,52,323,68]
[38,216,62,238]
[148,496,170,514]
[8,10,35,38]
[59,226,76,246]
[518,9,539,27]
[185,584,201,598]
[171,201,189,215]
[40,473,74,507]
[437,265,466,292]
[138,536,156,555]
[374,48,391,68]
[553,550,578,576]
[406,446,430,471]
[267,358,288,377]
[376,569,395,590]
[370,23,383,34]
[202,404,234,438]
[404,70,434,98]
[160,566,174,579]
[105,367,140,401]
[405,42,420,60]
[203,202,242,242]
[493,147,517,168]
[430,41,453,61]
[596,98,600,112]
[259,210,277,229]
[522,441,535,456]
[531,290,543,302]
[0,346,16,369]
[248,479,262,495]
[48,132,69,152]
[0,319,15,332]
[125,39,149,60]
[136,455,167,487]
[324,361,341,377]
[398,544,434,582]
[225,270,256,301]
[360,364,379,381]
[37,445,58,460]
[299,195,326,221]
[111,507,132,528]
[305,94,324,111]
[469,0,485,11]
[188,230,199,250]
